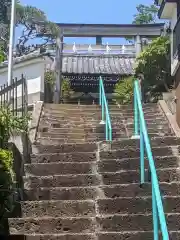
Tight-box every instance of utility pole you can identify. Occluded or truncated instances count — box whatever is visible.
[55,30,64,103]
[7,0,16,85]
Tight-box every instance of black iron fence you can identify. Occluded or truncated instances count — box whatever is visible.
[0,74,28,116]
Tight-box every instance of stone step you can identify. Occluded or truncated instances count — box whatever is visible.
[98,156,180,172]
[100,137,180,151]
[24,162,96,176]
[100,145,180,159]
[42,112,162,121]
[31,152,97,163]
[43,108,160,116]
[32,142,97,154]
[20,196,180,219]
[44,103,157,111]
[23,168,180,188]
[97,214,180,232]
[21,200,95,218]
[39,117,168,127]
[40,125,171,135]
[23,183,180,201]
[23,174,101,189]
[98,196,180,215]
[36,130,173,145]
[102,168,180,185]
[8,214,180,234]
[20,234,96,240]
[9,217,96,234]
[23,186,99,201]
[25,156,178,177]
[98,232,180,240]
[8,232,180,240]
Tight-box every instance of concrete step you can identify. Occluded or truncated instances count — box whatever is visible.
[98,196,180,215]
[18,234,96,240]
[42,112,163,121]
[8,214,180,234]
[24,162,96,176]
[98,232,180,240]
[97,214,180,232]
[26,156,179,176]
[23,168,180,189]
[44,103,157,111]
[32,142,97,154]
[100,145,180,159]
[8,232,180,240]
[100,137,180,151]
[39,117,168,128]
[23,186,99,201]
[43,108,160,116]
[20,196,180,218]
[9,217,96,234]
[102,168,180,185]
[23,174,101,189]
[23,183,180,201]
[98,156,180,172]
[31,152,97,163]
[21,200,95,218]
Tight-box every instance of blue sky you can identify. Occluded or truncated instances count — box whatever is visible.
[16,0,155,44]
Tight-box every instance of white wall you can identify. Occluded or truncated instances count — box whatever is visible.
[170,5,179,76]
[0,57,45,92]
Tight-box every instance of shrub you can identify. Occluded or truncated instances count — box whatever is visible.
[113,77,134,104]
[0,149,14,233]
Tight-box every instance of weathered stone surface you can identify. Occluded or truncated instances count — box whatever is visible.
[98,196,180,214]
[98,156,180,172]
[101,182,180,198]
[21,200,95,218]
[98,232,180,240]
[100,146,180,159]
[9,217,96,234]
[32,142,97,154]
[101,168,180,184]
[97,214,180,231]
[24,187,98,201]
[24,174,101,189]
[26,233,96,240]
[100,136,180,151]
[31,152,97,163]
[24,162,95,176]
[8,102,180,237]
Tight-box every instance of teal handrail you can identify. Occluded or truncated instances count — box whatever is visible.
[99,76,112,141]
[133,79,169,240]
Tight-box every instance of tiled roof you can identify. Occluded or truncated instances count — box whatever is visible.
[0,51,135,75]
[62,55,135,75]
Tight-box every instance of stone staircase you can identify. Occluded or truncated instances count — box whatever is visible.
[9,103,180,239]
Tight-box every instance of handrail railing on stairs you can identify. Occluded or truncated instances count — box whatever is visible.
[133,79,169,239]
[99,76,112,141]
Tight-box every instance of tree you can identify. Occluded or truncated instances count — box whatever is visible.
[135,36,173,101]
[0,0,59,56]
[113,77,134,104]
[133,4,159,24]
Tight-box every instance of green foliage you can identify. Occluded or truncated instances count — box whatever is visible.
[113,77,134,104]
[0,105,30,149]
[135,36,173,99]
[62,79,73,98]
[0,148,14,233]
[45,70,56,86]
[133,4,159,24]
[0,48,5,63]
